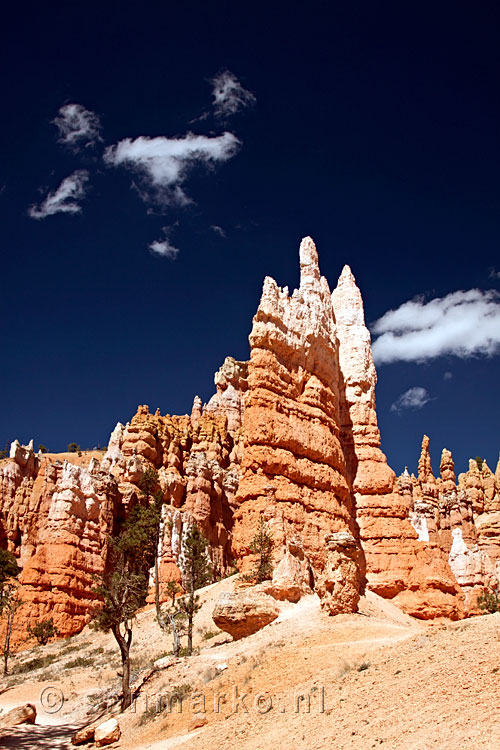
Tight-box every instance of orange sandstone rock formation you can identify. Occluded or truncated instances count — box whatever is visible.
[231,237,361,614]
[332,268,462,619]
[401,438,500,613]
[3,235,500,636]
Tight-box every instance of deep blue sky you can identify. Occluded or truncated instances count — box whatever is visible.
[1,1,499,476]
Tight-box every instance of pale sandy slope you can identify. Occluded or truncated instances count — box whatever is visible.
[1,577,500,749]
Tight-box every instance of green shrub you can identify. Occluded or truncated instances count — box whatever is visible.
[27,618,58,646]
[477,585,500,613]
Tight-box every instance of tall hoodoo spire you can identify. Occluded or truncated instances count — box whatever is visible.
[299,236,321,289]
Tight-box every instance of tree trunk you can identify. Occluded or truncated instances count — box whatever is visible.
[3,608,14,676]
[112,623,133,712]
[187,593,194,655]
[168,612,181,657]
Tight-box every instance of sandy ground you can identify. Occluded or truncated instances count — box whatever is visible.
[1,578,499,749]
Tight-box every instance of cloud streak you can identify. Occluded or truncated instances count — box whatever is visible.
[149,227,180,259]
[391,387,431,413]
[52,104,102,150]
[28,170,89,219]
[211,70,256,118]
[104,131,240,207]
[371,289,500,364]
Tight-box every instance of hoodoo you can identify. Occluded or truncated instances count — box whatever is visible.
[1,237,499,637]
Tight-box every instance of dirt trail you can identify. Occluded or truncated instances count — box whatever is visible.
[1,581,499,749]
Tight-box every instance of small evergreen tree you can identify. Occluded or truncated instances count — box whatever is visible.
[27,618,58,646]
[475,456,484,471]
[160,580,186,657]
[38,444,48,454]
[477,585,500,614]
[0,550,21,675]
[247,518,274,583]
[91,496,160,711]
[179,525,212,655]
[67,443,80,453]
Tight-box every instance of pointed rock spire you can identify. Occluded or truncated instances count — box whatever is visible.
[418,435,434,482]
[299,236,320,289]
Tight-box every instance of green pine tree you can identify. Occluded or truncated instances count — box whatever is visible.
[179,524,212,655]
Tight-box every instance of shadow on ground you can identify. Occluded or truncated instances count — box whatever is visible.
[0,723,80,748]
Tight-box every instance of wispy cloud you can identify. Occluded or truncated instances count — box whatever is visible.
[211,70,256,119]
[148,227,180,259]
[28,170,89,219]
[489,268,500,280]
[391,387,431,413]
[210,224,226,238]
[104,132,239,207]
[443,371,453,381]
[52,104,102,150]
[371,289,500,364]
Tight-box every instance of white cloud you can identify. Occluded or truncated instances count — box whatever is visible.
[28,170,89,219]
[148,227,179,259]
[371,288,500,364]
[443,371,453,381]
[211,70,256,118]
[104,131,240,206]
[489,268,500,280]
[52,104,102,150]
[391,387,431,413]
[210,224,226,238]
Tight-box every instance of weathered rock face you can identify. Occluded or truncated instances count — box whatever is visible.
[231,238,362,615]
[315,532,361,615]
[204,356,248,434]
[19,458,119,636]
[0,361,245,636]
[332,268,462,619]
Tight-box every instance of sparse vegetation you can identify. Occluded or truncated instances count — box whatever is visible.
[67,442,80,453]
[38,444,48,453]
[27,617,59,646]
[245,517,274,583]
[475,456,484,471]
[13,653,58,674]
[66,655,95,669]
[201,629,219,641]
[477,585,500,614]
[357,661,370,672]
